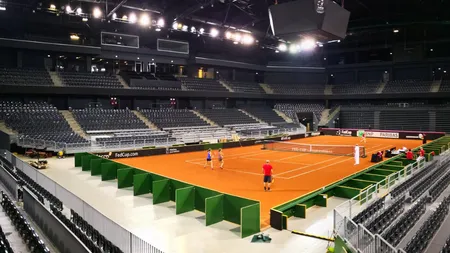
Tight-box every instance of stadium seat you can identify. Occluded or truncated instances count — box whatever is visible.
[268,83,325,95]
[224,80,266,93]
[179,77,229,92]
[59,71,123,88]
[0,68,54,86]
[199,108,259,127]
[140,109,209,129]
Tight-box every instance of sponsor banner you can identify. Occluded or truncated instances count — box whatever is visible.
[365,131,399,139]
[95,148,166,159]
[405,135,420,139]
[337,130,353,137]
[311,132,321,136]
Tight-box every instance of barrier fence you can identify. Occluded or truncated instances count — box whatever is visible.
[334,148,450,252]
[0,150,165,253]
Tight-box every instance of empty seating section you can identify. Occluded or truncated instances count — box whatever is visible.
[59,72,122,88]
[274,103,325,121]
[129,79,182,90]
[1,192,50,253]
[0,101,87,144]
[429,172,450,202]
[436,111,450,133]
[171,127,232,142]
[180,77,228,92]
[440,80,450,92]
[156,73,177,81]
[119,70,142,85]
[340,111,374,129]
[240,106,286,124]
[72,109,147,132]
[366,196,405,235]
[383,80,432,93]
[199,109,259,126]
[332,82,379,94]
[95,133,173,146]
[140,109,209,129]
[409,165,448,202]
[0,68,53,86]
[268,83,325,95]
[383,198,427,246]
[379,110,429,131]
[403,196,450,253]
[352,198,385,225]
[139,72,157,80]
[226,81,265,93]
[390,161,438,199]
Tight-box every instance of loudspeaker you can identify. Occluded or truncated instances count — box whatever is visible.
[268,0,350,41]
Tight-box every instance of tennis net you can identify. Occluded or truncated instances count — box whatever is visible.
[262,140,366,157]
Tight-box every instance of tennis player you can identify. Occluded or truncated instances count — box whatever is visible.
[262,160,273,192]
[218,148,224,169]
[354,144,360,165]
[204,149,213,169]
[360,132,366,143]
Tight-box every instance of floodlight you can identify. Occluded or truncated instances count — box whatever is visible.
[112,13,117,20]
[0,7,5,11]
[199,28,205,34]
[139,13,150,26]
[177,23,183,29]
[190,26,196,33]
[225,31,232,39]
[50,4,56,10]
[93,7,102,19]
[157,18,165,27]
[172,22,178,30]
[289,44,298,54]
[82,17,88,22]
[278,43,287,52]
[70,34,80,40]
[242,34,254,45]
[299,38,316,51]
[182,25,188,32]
[393,29,399,33]
[233,33,242,42]
[65,5,72,13]
[129,13,137,23]
[76,7,82,15]
[210,28,219,37]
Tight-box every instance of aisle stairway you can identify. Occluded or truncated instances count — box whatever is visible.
[0,122,17,136]
[430,79,442,93]
[238,109,265,123]
[132,111,158,130]
[191,110,218,126]
[259,83,273,94]
[376,82,387,93]
[48,71,63,87]
[218,80,235,92]
[273,109,293,123]
[60,110,88,139]
[117,75,130,88]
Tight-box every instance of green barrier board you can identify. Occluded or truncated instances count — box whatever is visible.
[117,168,134,189]
[223,195,256,225]
[74,153,84,167]
[153,179,170,204]
[205,194,224,226]
[82,155,93,171]
[133,173,152,196]
[334,186,361,199]
[195,187,221,212]
[170,179,190,201]
[294,204,307,218]
[90,158,103,176]
[175,186,195,215]
[314,194,327,207]
[101,162,117,181]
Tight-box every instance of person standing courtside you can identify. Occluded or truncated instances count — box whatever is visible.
[262,160,273,192]
[354,144,360,165]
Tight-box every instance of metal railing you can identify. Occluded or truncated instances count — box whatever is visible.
[239,128,304,139]
[334,150,450,252]
[1,150,164,253]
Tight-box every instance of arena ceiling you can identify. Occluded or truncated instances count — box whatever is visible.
[1,0,450,52]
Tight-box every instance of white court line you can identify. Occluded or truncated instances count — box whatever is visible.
[185,150,268,162]
[275,144,383,176]
[275,152,310,161]
[286,145,393,179]
[241,157,312,166]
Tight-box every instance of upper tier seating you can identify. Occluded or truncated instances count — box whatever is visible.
[240,106,286,124]
[274,103,325,121]
[440,79,450,92]
[180,77,229,92]
[268,83,325,95]
[95,133,175,146]
[436,111,450,133]
[129,80,182,90]
[72,108,147,132]
[156,73,178,81]
[226,81,265,93]
[0,68,53,86]
[383,80,432,93]
[59,72,123,88]
[332,82,379,94]
[199,109,259,126]
[140,109,209,129]
[0,101,87,144]
[340,111,375,129]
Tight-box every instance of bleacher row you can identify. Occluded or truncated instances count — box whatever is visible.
[0,155,123,253]
[350,157,450,253]
[2,68,450,93]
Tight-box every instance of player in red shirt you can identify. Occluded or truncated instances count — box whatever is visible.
[262,160,273,192]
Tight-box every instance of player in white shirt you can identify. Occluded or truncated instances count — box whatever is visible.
[354,144,360,165]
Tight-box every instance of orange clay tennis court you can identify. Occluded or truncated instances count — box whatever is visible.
[115,135,422,227]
